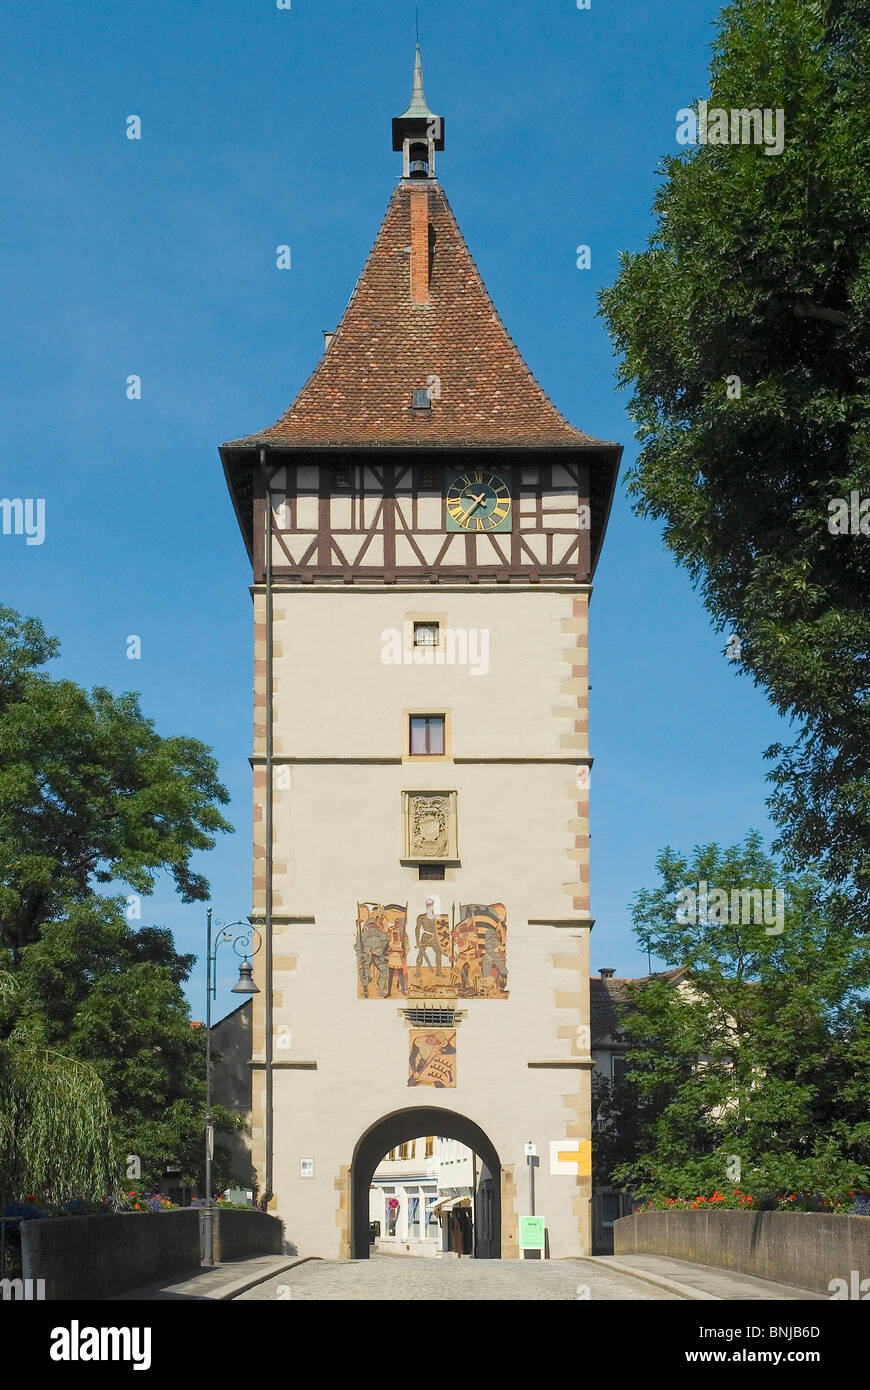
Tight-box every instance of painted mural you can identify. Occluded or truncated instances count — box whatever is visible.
[408,901,508,999]
[356,900,508,1000]
[355,903,409,998]
[453,902,508,998]
[408,1029,457,1088]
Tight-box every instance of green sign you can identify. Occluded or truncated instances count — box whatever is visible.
[519,1216,545,1251]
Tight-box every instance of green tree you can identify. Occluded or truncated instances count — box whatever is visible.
[611,834,870,1199]
[1,898,241,1194]
[0,972,117,1208]
[598,0,870,912]
[592,1042,672,1192]
[0,606,236,1200]
[0,606,232,960]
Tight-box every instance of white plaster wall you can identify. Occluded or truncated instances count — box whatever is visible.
[258,585,591,1258]
[268,587,584,761]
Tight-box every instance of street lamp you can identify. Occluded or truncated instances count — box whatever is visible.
[203,909,262,1266]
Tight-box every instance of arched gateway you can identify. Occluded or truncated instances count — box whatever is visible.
[351,1108,501,1259]
[218,48,620,1262]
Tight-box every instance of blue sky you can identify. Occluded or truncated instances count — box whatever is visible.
[1,0,789,1012]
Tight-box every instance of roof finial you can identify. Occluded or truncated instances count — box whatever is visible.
[400,41,434,120]
[392,31,444,174]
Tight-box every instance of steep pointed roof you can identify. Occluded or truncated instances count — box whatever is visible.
[224,180,614,451]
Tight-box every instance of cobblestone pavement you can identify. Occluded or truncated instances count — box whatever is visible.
[236,1253,679,1301]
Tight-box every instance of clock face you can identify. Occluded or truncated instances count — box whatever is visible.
[446,469,513,532]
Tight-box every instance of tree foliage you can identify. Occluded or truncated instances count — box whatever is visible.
[0,606,232,959]
[0,606,237,1201]
[0,897,241,1194]
[0,972,118,1208]
[598,0,870,910]
[605,834,870,1199]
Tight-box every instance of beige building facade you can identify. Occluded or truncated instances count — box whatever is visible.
[219,51,621,1260]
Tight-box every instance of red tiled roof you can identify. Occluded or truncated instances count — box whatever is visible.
[590,968,688,1045]
[226,181,612,450]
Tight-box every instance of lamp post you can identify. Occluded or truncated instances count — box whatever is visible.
[203,910,261,1266]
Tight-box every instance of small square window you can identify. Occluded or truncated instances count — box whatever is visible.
[413,621,440,648]
[412,389,431,410]
[334,469,351,489]
[419,468,437,489]
[409,715,445,756]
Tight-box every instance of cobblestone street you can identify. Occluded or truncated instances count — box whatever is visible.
[236,1254,679,1301]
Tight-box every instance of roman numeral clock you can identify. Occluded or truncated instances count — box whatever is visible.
[446,470,513,533]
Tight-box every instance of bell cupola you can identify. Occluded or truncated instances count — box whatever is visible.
[391,44,445,179]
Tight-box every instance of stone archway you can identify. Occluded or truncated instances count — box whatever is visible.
[350,1107,502,1259]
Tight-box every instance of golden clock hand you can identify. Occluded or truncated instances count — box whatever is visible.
[457,491,487,525]
[456,494,485,526]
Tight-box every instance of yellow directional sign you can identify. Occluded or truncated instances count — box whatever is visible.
[550,1139,591,1176]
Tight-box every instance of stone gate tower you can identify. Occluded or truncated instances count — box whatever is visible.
[220,48,621,1259]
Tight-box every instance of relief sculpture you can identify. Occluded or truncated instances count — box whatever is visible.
[408,1029,457,1088]
[356,900,508,1000]
[452,902,508,999]
[355,902,408,998]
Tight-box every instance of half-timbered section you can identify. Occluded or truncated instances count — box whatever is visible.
[224,453,611,585]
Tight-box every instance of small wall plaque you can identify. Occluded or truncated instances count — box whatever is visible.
[402,790,458,862]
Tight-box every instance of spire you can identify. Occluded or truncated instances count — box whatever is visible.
[392,43,445,177]
[399,44,435,121]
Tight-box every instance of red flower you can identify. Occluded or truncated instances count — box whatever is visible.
[26,1196,35,1203]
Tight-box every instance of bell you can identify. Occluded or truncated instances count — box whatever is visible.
[231,959,260,994]
[408,141,429,178]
